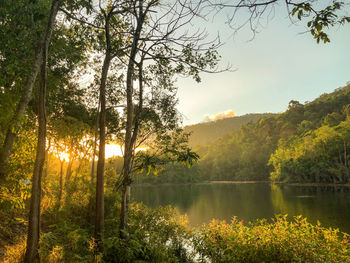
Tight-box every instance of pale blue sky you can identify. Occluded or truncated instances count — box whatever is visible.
[176,6,350,125]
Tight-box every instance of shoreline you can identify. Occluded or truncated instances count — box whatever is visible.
[133,180,350,187]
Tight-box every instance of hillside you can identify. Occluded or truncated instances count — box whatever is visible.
[139,83,350,184]
[199,83,350,182]
[184,113,274,147]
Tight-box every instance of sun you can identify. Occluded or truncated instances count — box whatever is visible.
[58,152,70,162]
[105,144,123,159]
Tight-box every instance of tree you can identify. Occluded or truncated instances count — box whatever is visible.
[24,1,61,261]
[114,0,222,236]
[0,0,61,180]
[62,0,130,251]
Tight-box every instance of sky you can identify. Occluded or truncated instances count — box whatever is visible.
[175,4,350,126]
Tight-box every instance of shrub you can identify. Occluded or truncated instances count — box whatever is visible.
[39,221,92,263]
[103,204,195,263]
[193,215,350,263]
[2,237,26,263]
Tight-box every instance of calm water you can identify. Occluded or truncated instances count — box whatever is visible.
[131,183,350,233]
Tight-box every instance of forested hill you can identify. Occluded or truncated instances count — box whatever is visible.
[184,113,274,147]
[139,83,350,184]
[199,83,350,183]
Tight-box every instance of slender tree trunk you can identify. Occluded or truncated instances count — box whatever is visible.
[24,7,52,261]
[94,18,112,249]
[0,0,59,182]
[75,161,83,177]
[64,157,76,205]
[339,149,343,165]
[88,102,100,223]
[58,160,64,207]
[90,100,100,183]
[119,59,135,236]
[65,158,73,183]
[120,7,145,235]
[43,147,50,181]
[120,60,144,236]
[344,140,347,167]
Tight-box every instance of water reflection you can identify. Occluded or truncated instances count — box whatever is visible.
[131,183,350,233]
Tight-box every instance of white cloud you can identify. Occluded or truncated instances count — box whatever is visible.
[204,109,236,121]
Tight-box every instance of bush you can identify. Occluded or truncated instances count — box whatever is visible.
[39,221,92,263]
[193,215,350,263]
[104,204,195,263]
[2,237,26,263]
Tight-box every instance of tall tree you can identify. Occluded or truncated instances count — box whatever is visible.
[24,1,60,261]
[117,0,223,235]
[0,0,61,180]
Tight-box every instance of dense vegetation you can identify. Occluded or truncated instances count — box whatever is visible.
[195,216,350,262]
[201,84,350,183]
[141,84,350,184]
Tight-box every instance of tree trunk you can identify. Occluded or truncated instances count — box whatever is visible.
[119,57,135,236]
[120,184,131,234]
[344,140,347,167]
[43,147,50,181]
[63,158,74,205]
[58,160,64,208]
[88,102,100,224]
[90,100,100,184]
[75,160,83,178]
[121,60,144,236]
[119,6,145,236]
[94,23,112,249]
[24,1,54,258]
[65,158,73,184]
[0,0,59,182]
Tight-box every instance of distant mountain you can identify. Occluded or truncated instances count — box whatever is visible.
[184,113,275,147]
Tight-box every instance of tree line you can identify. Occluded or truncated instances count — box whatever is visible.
[140,84,350,184]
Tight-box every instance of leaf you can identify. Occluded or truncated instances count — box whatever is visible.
[153,168,159,176]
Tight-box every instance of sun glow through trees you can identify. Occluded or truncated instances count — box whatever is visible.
[105,144,147,159]
[58,151,70,162]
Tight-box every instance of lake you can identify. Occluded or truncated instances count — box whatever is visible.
[131,182,350,234]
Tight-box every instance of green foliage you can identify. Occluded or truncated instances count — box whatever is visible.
[39,222,92,263]
[179,84,350,184]
[104,204,194,263]
[270,118,350,183]
[291,1,350,44]
[194,215,350,262]
[135,163,201,184]
[0,121,36,210]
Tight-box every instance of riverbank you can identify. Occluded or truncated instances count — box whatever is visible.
[133,180,350,187]
[132,182,350,232]
[2,203,350,263]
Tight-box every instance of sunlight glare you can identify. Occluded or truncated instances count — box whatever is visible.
[105,144,147,159]
[105,144,123,159]
[58,152,70,162]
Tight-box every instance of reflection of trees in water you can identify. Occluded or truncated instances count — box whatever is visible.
[133,183,276,225]
[270,184,350,233]
[185,183,275,226]
[131,184,202,212]
[132,184,350,232]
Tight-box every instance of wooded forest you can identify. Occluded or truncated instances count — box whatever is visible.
[140,84,350,184]
[1,0,350,262]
